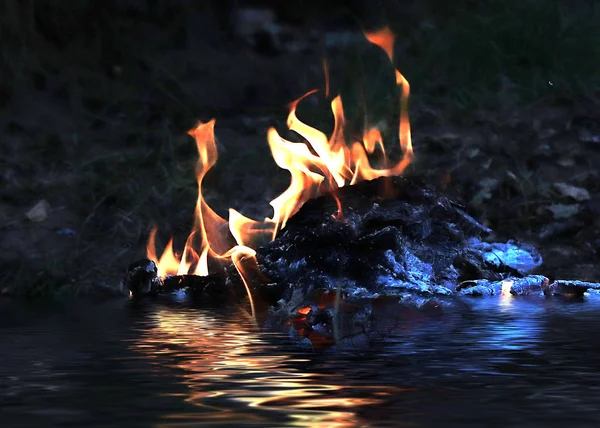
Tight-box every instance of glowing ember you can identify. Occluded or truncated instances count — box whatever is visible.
[146,27,414,308]
[297,307,312,315]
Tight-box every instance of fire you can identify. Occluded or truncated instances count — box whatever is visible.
[146,27,413,309]
[501,280,514,297]
[297,307,312,315]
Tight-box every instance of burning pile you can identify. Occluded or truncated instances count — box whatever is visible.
[123,27,599,345]
[143,29,413,309]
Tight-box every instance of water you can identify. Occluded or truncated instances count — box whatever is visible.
[2,294,600,427]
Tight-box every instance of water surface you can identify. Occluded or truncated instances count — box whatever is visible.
[2,294,600,427]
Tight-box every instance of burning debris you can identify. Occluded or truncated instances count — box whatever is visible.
[139,27,415,301]
[256,176,531,303]
[122,27,599,347]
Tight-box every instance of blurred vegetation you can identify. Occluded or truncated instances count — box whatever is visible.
[1,0,599,297]
[401,0,600,111]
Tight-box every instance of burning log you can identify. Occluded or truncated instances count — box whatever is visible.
[123,258,229,301]
[125,176,544,306]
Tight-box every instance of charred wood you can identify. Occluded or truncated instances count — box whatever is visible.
[543,279,600,297]
[457,275,548,296]
[122,259,160,297]
[258,176,541,305]
[123,258,231,302]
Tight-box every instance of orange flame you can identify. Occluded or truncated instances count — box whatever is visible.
[146,27,413,318]
[331,191,344,221]
[365,26,395,62]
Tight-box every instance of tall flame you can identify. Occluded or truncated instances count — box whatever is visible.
[146,27,413,313]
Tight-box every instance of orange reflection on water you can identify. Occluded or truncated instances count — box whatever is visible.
[130,307,397,427]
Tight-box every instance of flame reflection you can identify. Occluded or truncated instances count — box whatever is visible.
[131,307,402,426]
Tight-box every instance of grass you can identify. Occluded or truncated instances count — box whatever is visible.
[403,0,600,112]
[1,0,599,297]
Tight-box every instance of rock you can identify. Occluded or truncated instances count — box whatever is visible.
[553,182,590,202]
[25,200,50,222]
[508,275,548,295]
[557,157,575,168]
[457,279,501,296]
[545,204,580,220]
[466,239,543,273]
[545,279,600,297]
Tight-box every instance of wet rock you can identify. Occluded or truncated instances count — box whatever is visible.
[508,275,548,295]
[544,280,600,297]
[456,279,502,296]
[466,240,542,273]
[457,275,547,297]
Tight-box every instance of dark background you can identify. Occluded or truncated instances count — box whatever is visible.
[1,0,599,296]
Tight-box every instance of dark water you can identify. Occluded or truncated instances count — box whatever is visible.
[2,294,600,427]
